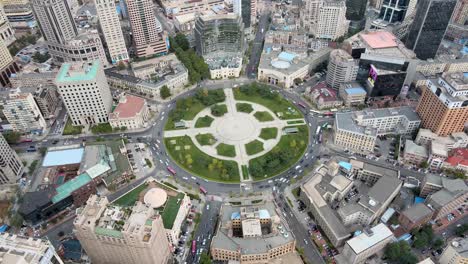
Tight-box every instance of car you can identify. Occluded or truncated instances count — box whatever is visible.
[191,176,196,180]
[206,204,210,210]
[183,176,188,180]
[202,239,206,245]
[303,239,309,245]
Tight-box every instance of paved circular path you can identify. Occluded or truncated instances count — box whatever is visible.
[214,113,259,142]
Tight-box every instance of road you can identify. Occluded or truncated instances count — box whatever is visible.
[186,200,221,263]
[246,11,270,78]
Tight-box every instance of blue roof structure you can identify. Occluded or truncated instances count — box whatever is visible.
[259,209,271,219]
[42,148,84,167]
[345,87,367,95]
[338,161,352,171]
[278,52,296,62]
[414,196,425,204]
[231,212,241,220]
[0,224,9,232]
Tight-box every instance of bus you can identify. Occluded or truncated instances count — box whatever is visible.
[199,186,207,195]
[167,166,176,175]
[323,112,334,117]
[315,126,321,136]
[192,240,196,254]
[297,102,307,109]
[310,109,321,114]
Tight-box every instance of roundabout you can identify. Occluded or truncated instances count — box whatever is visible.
[163,83,309,183]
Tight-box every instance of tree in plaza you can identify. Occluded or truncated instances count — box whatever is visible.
[174,33,190,51]
[200,253,212,264]
[160,85,171,99]
[2,131,21,144]
[384,241,417,264]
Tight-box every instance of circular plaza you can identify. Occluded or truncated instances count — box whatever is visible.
[163,84,309,183]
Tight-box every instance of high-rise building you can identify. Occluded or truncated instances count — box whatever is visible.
[0,5,16,47]
[1,0,35,24]
[55,60,112,126]
[3,91,47,133]
[232,0,257,28]
[345,0,367,21]
[301,0,322,29]
[94,0,129,64]
[315,0,350,40]
[416,73,468,136]
[0,233,64,263]
[194,14,244,56]
[452,0,468,26]
[0,31,19,87]
[31,0,108,65]
[74,195,172,264]
[405,0,457,60]
[126,0,168,58]
[378,0,417,23]
[0,133,23,184]
[326,49,359,89]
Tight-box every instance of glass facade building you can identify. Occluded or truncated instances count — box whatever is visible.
[346,0,367,21]
[405,0,457,60]
[378,0,412,23]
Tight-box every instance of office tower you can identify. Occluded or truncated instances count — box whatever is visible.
[315,0,349,40]
[326,49,359,89]
[94,0,129,64]
[1,0,35,24]
[31,0,78,45]
[378,0,417,23]
[0,32,19,87]
[0,5,16,46]
[233,0,257,28]
[55,60,112,126]
[0,133,23,185]
[416,73,468,136]
[452,0,468,25]
[0,233,64,263]
[301,0,322,31]
[74,195,172,264]
[3,91,47,133]
[126,0,168,58]
[194,14,244,56]
[405,0,457,60]
[345,0,367,21]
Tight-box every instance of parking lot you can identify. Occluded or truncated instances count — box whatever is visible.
[125,143,153,177]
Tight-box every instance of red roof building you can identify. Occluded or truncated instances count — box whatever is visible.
[109,95,149,130]
[306,82,343,110]
[443,148,468,173]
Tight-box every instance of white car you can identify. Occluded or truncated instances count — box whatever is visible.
[206,204,210,210]
[267,180,273,183]
[191,176,196,180]
[295,165,301,170]
[183,177,188,180]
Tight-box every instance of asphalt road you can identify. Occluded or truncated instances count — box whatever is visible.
[186,200,221,263]
[246,12,270,78]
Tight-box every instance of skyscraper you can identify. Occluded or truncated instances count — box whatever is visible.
[345,0,367,21]
[95,0,129,64]
[74,195,172,264]
[416,73,468,136]
[0,5,16,46]
[55,60,112,126]
[0,133,24,185]
[326,49,359,89]
[0,15,18,87]
[126,0,168,58]
[194,14,244,56]
[405,0,457,60]
[315,0,349,40]
[378,0,417,23]
[452,0,468,25]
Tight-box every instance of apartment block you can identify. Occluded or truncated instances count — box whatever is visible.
[339,82,367,106]
[0,133,24,184]
[0,233,64,263]
[439,238,468,264]
[416,73,468,136]
[3,92,47,133]
[403,140,429,165]
[315,0,349,40]
[55,60,112,126]
[74,195,172,264]
[127,0,168,58]
[95,0,129,64]
[160,0,224,18]
[338,224,394,264]
[326,49,358,89]
[415,129,468,151]
[0,5,16,47]
[0,27,18,87]
[398,203,433,231]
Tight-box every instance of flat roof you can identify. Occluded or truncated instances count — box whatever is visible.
[360,31,398,49]
[111,95,146,119]
[56,60,100,83]
[401,203,433,222]
[52,173,92,203]
[42,148,84,167]
[346,223,393,254]
[345,87,367,95]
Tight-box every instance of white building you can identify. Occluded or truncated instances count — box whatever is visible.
[258,50,309,88]
[0,5,16,47]
[302,0,349,40]
[205,53,242,79]
[109,95,149,130]
[94,0,129,64]
[0,133,24,185]
[55,60,112,126]
[327,49,358,89]
[338,223,394,264]
[439,238,468,264]
[0,233,64,263]
[3,91,47,133]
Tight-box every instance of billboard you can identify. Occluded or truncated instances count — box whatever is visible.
[367,64,378,87]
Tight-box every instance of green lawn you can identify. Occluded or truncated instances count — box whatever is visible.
[194,115,214,128]
[216,143,236,157]
[195,133,216,146]
[160,193,185,229]
[113,183,148,207]
[211,104,228,117]
[165,100,205,130]
[62,118,83,135]
[236,103,254,113]
[249,125,308,180]
[233,86,302,119]
[245,140,264,155]
[254,111,274,122]
[165,136,240,182]
[242,165,249,180]
[259,127,278,140]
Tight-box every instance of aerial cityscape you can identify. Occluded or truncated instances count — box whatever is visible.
[0,0,466,263]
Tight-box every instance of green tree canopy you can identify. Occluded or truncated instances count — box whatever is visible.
[160,85,171,99]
